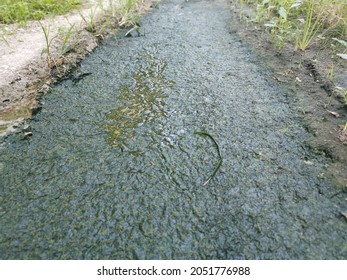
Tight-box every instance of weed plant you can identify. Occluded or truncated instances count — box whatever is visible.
[59,24,77,55]
[235,1,347,131]
[295,2,320,51]
[39,21,57,65]
[119,0,140,26]
[236,0,347,51]
[39,21,78,67]
[79,7,98,33]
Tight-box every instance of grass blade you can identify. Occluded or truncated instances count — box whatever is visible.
[194,131,223,186]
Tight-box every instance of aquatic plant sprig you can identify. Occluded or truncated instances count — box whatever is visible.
[194,131,223,186]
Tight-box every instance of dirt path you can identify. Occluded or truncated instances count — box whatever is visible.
[0,0,346,259]
[0,0,154,136]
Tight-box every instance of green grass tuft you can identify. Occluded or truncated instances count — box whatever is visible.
[234,0,347,51]
[0,0,82,24]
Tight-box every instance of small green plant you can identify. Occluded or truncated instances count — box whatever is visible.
[332,38,347,51]
[326,64,335,80]
[295,3,320,51]
[234,0,346,53]
[125,23,141,37]
[79,6,98,33]
[39,21,58,65]
[119,0,139,27]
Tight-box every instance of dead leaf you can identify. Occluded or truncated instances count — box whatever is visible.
[327,111,340,118]
[341,212,347,219]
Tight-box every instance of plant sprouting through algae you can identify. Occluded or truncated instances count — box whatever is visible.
[104,54,174,148]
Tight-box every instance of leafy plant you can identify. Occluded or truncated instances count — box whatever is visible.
[234,0,346,53]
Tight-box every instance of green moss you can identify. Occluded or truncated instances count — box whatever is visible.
[105,54,174,147]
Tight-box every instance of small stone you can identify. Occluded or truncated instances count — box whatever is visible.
[24,132,33,137]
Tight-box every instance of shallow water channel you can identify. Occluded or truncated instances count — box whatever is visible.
[1,0,347,259]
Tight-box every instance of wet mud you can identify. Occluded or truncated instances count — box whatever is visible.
[0,0,346,259]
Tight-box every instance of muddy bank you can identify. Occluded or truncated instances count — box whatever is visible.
[229,1,347,187]
[0,0,156,136]
[1,0,346,259]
